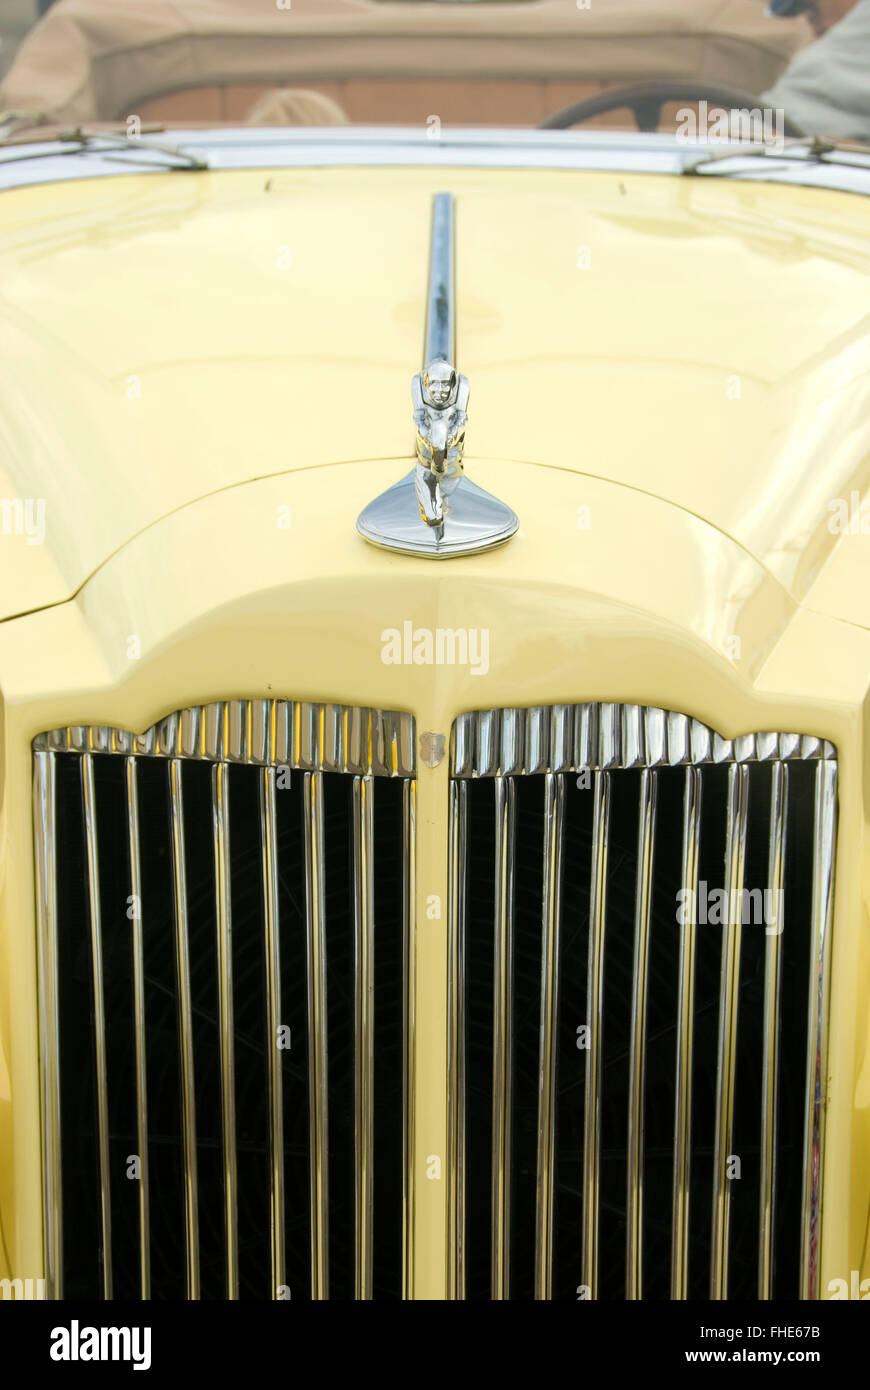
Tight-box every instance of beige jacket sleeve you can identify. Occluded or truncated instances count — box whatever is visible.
[761,0,870,139]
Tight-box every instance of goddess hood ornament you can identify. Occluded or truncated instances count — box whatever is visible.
[356,192,518,559]
[412,357,469,528]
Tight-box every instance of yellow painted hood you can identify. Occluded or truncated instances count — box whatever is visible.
[1,164,870,622]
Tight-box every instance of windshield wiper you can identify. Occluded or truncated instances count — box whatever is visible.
[0,125,208,170]
[682,135,870,177]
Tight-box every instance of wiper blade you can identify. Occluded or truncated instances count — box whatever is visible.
[0,125,208,170]
[682,135,870,177]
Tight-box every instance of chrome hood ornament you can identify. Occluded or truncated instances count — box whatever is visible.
[412,357,468,527]
[357,192,518,559]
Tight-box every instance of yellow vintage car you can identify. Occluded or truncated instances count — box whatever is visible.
[0,0,868,1306]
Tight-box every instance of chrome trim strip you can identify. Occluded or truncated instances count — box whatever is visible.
[126,757,151,1301]
[582,769,610,1299]
[211,758,237,1300]
[261,764,285,1298]
[353,774,375,1300]
[491,775,515,1300]
[81,754,113,1299]
[424,191,455,367]
[710,763,750,1300]
[626,767,657,1300]
[44,703,834,777]
[402,778,416,1301]
[670,765,701,1301]
[534,773,563,1300]
[801,760,838,1300]
[644,707,667,767]
[169,757,200,1299]
[600,703,620,768]
[4,129,869,200]
[34,751,62,1299]
[451,707,834,777]
[35,701,415,777]
[758,761,787,1300]
[304,770,329,1300]
[447,777,468,1300]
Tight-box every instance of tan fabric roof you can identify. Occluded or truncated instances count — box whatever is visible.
[0,0,809,126]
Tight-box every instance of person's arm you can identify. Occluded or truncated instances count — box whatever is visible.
[761,0,870,139]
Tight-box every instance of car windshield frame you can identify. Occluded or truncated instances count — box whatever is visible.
[1,126,869,200]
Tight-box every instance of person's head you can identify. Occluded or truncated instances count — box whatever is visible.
[422,359,457,408]
[768,0,859,38]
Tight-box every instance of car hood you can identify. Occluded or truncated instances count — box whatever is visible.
[1,163,869,623]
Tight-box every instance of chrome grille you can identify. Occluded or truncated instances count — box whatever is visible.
[449,705,837,1301]
[33,700,415,1301]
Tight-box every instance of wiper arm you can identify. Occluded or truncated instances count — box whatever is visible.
[0,125,208,170]
[682,135,870,177]
[58,127,209,169]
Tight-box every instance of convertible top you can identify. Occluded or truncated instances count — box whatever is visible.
[0,0,808,127]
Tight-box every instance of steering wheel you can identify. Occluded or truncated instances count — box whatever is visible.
[539,79,806,138]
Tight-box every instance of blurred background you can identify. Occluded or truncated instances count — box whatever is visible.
[0,0,823,136]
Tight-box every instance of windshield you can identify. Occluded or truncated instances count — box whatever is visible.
[0,0,868,149]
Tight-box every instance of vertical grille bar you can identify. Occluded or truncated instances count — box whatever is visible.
[710,762,749,1300]
[626,768,658,1299]
[758,761,787,1299]
[491,776,515,1299]
[582,769,611,1299]
[353,774,375,1300]
[126,757,151,1300]
[169,757,200,1299]
[670,765,701,1300]
[34,750,62,1299]
[81,753,113,1299]
[403,778,416,1300]
[534,773,564,1299]
[304,769,329,1300]
[447,777,468,1299]
[261,764,285,1297]
[211,758,237,1299]
[800,759,838,1299]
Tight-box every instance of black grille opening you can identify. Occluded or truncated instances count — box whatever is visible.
[273,771,312,1302]
[554,774,595,1304]
[639,767,684,1301]
[465,777,497,1300]
[686,762,729,1300]
[370,777,407,1301]
[225,762,271,1300]
[773,760,815,1300]
[55,752,100,1301]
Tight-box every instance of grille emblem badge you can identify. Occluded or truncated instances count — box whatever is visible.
[419,731,447,768]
